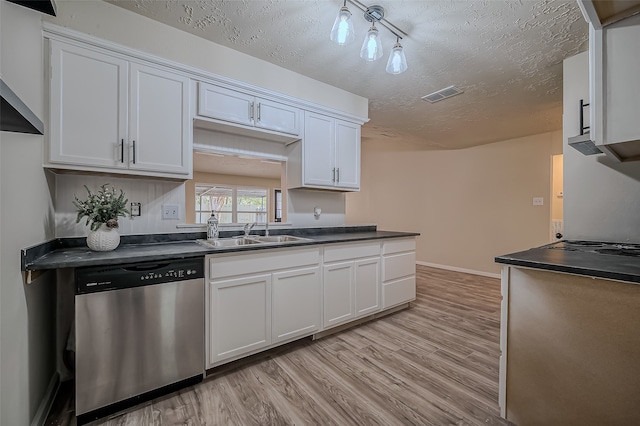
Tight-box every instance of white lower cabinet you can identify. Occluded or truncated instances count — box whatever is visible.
[206,248,320,367]
[209,273,272,364]
[382,238,417,309]
[323,261,355,327]
[272,267,321,343]
[355,257,382,317]
[206,237,415,368]
[323,242,381,329]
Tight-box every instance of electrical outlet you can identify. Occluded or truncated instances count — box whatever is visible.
[162,204,180,220]
[130,202,141,217]
[533,197,544,206]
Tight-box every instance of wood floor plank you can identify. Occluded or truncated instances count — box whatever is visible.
[46,265,513,426]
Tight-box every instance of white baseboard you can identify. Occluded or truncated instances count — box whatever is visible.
[31,372,60,426]
[416,261,501,279]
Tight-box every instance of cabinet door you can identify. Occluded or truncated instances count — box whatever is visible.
[198,83,254,127]
[49,40,128,169]
[255,98,301,136]
[272,266,321,343]
[129,63,190,175]
[209,274,271,365]
[323,261,355,328]
[334,120,361,190]
[355,257,381,318]
[304,112,336,187]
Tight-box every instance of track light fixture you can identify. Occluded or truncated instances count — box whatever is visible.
[329,1,408,74]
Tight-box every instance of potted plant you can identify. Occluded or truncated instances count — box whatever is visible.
[73,184,129,251]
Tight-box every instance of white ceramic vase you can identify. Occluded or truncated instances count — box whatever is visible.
[86,223,120,251]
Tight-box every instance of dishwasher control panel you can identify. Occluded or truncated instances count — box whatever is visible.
[76,258,204,294]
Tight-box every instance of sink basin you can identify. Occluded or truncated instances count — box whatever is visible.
[196,238,262,248]
[249,235,311,243]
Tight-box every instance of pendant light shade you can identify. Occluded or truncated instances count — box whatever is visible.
[386,40,408,74]
[330,4,355,45]
[360,24,383,61]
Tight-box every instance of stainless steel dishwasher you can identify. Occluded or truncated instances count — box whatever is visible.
[75,258,204,424]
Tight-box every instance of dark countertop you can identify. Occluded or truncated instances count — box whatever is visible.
[22,226,419,271]
[495,243,640,284]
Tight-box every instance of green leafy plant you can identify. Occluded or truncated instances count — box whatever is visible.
[73,184,129,231]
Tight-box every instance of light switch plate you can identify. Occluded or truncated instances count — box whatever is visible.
[533,197,544,206]
[162,204,180,220]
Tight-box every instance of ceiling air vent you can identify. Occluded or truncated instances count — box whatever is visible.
[421,85,463,103]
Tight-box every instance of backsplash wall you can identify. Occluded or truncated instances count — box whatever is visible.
[55,173,186,238]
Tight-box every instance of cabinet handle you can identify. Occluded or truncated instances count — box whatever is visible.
[132,140,136,164]
[249,102,254,121]
[332,168,336,183]
[120,139,124,163]
[337,168,340,183]
[257,103,261,121]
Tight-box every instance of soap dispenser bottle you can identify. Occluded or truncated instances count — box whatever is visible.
[207,210,219,240]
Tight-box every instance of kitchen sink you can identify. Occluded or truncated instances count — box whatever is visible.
[248,235,312,243]
[196,238,262,248]
[197,235,312,249]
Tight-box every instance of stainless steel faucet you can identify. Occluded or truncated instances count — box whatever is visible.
[264,221,269,237]
[243,222,255,237]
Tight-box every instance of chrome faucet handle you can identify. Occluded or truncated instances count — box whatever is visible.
[265,221,269,237]
[243,222,256,236]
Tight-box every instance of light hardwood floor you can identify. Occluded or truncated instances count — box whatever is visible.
[46,265,512,426]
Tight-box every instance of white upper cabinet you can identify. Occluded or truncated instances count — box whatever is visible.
[49,41,128,170]
[47,39,191,178]
[197,82,301,137]
[128,63,190,174]
[334,120,361,189]
[287,111,361,192]
[579,2,640,162]
[303,112,336,187]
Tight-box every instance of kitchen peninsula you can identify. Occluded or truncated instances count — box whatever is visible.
[495,242,640,425]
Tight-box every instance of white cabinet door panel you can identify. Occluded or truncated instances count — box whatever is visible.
[383,276,416,309]
[49,40,128,168]
[335,120,361,189]
[304,112,335,187]
[129,63,190,174]
[256,98,301,136]
[383,252,416,282]
[272,266,321,343]
[323,262,355,328]
[355,258,381,317]
[198,83,254,126]
[209,274,271,364]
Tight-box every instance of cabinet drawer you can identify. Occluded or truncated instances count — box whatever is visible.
[383,276,416,308]
[209,247,321,279]
[383,238,416,255]
[324,241,381,263]
[383,252,416,282]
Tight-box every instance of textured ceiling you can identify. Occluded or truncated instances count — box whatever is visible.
[107,0,589,149]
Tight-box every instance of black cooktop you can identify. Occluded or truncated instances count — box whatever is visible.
[545,240,640,257]
[496,240,640,284]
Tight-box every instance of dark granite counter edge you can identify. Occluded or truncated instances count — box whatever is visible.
[23,226,420,271]
[495,255,640,284]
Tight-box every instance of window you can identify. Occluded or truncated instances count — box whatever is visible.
[274,189,282,222]
[196,184,268,224]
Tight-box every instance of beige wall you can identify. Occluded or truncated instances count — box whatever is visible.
[186,172,282,224]
[1,2,58,425]
[346,131,562,275]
